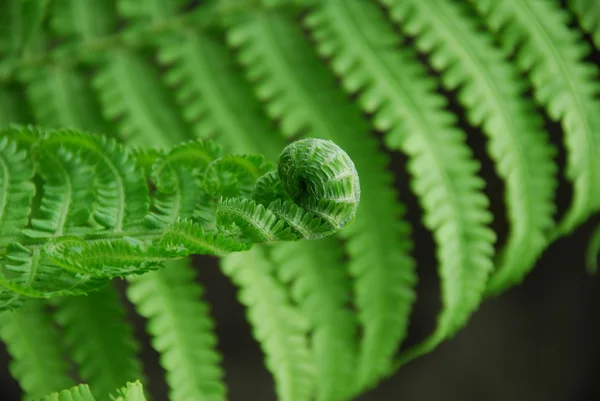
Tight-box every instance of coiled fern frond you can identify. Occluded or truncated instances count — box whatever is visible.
[0,126,360,310]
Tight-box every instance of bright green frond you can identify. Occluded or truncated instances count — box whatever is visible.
[568,0,600,49]
[41,130,149,231]
[470,0,600,235]
[23,66,113,135]
[39,384,95,401]
[92,51,192,147]
[157,32,282,158]
[39,381,146,401]
[109,381,147,401]
[127,261,226,401]
[50,0,117,40]
[306,0,495,360]
[53,285,145,399]
[271,238,357,401]
[380,0,557,294]
[225,8,416,390]
[222,247,315,401]
[0,136,35,236]
[28,143,94,237]
[0,300,74,399]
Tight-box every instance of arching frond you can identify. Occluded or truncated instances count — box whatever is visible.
[222,247,315,401]
[39,381,147,401]
[470,0,600,235]
[39,384,95,401]
[568,0,600,49]
[92,51,191,147]
[0,300,74,399]
[127,262,226,401]
[52,285,145,399]
[0,135,35,236]
[50,0,116,40]
[305,0,495,363]
[23,66,113,135]
[271,239,357,401]
[379,0,557,294]
[158,32,282,157]
[225,9,416,392]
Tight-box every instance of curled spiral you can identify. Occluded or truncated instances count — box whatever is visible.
[214,138,361,241]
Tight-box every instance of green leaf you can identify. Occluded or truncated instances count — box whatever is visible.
[38,384,96,401]
[304,0,495,364]
[0,300,74,399]
[127,262,226,401]
[379,0,557,294]
[53,285,145,399]
[470,0,600,235]
[222,247,315,401]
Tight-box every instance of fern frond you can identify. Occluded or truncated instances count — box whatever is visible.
[109,381,147,401]
[50,0,116,40]
[92,51,191,147]
[39,381,146,401]
[0,300,73,399]
[305,0,495,362]
[39,384,95,401]
[271,238,357,401]
[22,66,113,135]
[379,0,557,294]
[40,129,149,231]
[0,135,35,236]
[225,9,416,391]
[0,126,359,307]
[52,285,144,399]
[568,0,600,49]
[222,247,315,401]
[470,0,600,235]
[127,262,226,401]
[157,32,283,157]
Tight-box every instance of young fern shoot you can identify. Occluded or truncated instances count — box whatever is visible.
[0,126,360,311]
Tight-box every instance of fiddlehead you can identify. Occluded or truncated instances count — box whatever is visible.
[0,126,360,310]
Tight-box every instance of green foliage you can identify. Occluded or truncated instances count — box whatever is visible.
[1,0,599,400]
[0,126,359,309]
[38,381,146,401]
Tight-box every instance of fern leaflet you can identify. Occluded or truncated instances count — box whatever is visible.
[305,0,495,364]
[222,247,315,401]
[379,0,557,294]
[52,284,145,399]
[569,0,600,49]
[0,300,74,399]
[470,0,600,235]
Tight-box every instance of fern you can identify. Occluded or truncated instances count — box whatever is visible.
[470,0,600,235]
[0,126,359,307]
[39,381,146,401]
[126,262,226,401]
[569,0,600,49]
[378,0,557,294]
[222,247,315,401]
[52,284,145,400]
[1,0,600,400]
[225,9,417,394]
[304,0,495,364]
[0,300,74,399]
